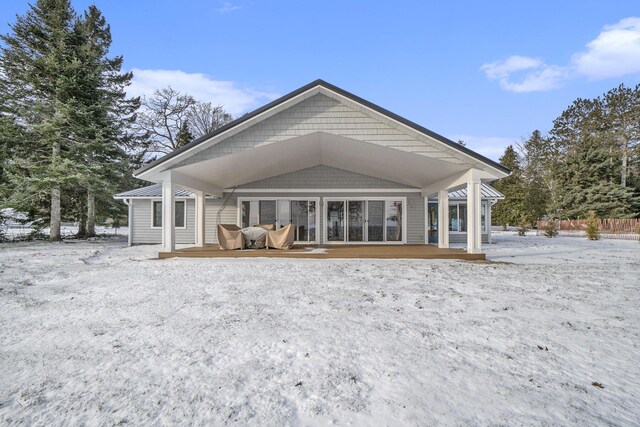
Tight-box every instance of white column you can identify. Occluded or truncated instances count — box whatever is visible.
[195,190,206,247]
[437,189,449,248]
[162,180,175,253]
[487,201,492,244]
[126,199,132,247]
[467,179,482,254]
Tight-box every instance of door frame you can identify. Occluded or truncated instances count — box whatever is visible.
[322,197,407,244]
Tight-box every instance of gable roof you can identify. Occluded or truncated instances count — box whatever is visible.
[115,182,504,200]
[134,79,510,177]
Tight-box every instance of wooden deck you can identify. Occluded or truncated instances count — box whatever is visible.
[158,244,485,260]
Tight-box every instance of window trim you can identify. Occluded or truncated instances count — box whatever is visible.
[447,201,489,234]
[150,199,188,229]
[322,197,407,244]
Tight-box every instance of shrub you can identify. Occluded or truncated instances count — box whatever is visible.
[585,211,600,240]
[543,220,558,238]
[517,215,529,236]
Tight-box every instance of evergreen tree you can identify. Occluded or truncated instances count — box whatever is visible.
[0,0,79,240]
[519,130,552,223]
[551,93,640,218]
[602,84,640,189]
[176,120,194,148]
[492,145,526,228]
[1,1,140,239]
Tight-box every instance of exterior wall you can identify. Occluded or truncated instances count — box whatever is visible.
[129,192,425,244]
[131,198,196,244]
[173,93,464,168]
[131,198,238,245]
[450,233,490,244]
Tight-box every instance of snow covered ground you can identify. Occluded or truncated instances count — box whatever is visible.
[1,233,639,425]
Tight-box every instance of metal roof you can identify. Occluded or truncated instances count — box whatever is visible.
[134,79,511,177]
[115,182,504,200]
[448,183,504,200]
[114,184,193,198]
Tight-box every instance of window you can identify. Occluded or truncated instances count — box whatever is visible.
[240,199,317,242]
[448,202,487,232]
[152,200,186,228]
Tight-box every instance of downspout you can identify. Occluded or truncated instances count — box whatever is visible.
[216,186,237,225]
[123,198,133,247]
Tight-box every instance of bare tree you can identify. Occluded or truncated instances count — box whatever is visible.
[188,102,234,138]
[136,87,196,155]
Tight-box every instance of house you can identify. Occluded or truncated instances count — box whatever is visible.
[115,80,510,254]
[114,181,504,246]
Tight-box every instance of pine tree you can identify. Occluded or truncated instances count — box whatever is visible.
[0,0,79,240]
[492,145,526,228]
[602,84,640,189]
[551,94,640,218]
[1,1,140,239]
[519,130,552,223]
[69,5,139,237]
[177,121,194,148]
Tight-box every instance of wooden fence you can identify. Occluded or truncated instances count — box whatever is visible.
[536,218,640,240]
[537,218,640,240]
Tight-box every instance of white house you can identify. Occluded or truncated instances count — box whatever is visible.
[116,80,509,255]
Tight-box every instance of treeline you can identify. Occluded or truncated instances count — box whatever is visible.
[493,84,640,227]
[0,0,231,240]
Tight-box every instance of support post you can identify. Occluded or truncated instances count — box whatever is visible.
[162,180,175,253]
[437,189,449,248]
[467,178,482,254]
[195,190,206,247]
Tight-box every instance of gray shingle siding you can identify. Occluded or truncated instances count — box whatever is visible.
[173,94,464,169]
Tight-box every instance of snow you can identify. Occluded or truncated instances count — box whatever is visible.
[1,233,639,425]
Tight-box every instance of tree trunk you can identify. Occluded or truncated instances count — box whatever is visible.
[87,189,96,237]
[621,135,628,188]
[76,215,87,238]
[50,142,61,241]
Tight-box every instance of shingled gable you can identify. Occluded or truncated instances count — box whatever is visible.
[134,79,510,180]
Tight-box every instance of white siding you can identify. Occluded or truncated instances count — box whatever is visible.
[131,198,196,244]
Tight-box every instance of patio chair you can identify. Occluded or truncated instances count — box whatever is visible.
[217,224,245,250]
[266,224,295,250]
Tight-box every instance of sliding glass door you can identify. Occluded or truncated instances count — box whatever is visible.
[240,198,318,242]
[325,198,404,243]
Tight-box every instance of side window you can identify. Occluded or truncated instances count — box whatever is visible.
[152,201,186,227]
[153,201,162,227]
[175,201,185,228]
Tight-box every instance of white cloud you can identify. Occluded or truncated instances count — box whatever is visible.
[127,69,279,116]
[448,134,517,161]
[572,17,640,79]
[480,56,567,92]
[481,17,640,92]
[215,1,241,13]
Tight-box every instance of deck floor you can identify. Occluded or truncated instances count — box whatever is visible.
[158,244,485,260]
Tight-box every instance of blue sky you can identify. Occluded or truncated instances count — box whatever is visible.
[2,0,640,160]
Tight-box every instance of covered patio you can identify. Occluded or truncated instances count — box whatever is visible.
[130,80,510,258]
[158,244,486,260]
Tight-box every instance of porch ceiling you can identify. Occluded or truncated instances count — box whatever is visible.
[170,132,470,190]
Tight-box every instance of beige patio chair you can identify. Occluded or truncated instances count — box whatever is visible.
[265,224,295,250]
[217,224,245,250]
